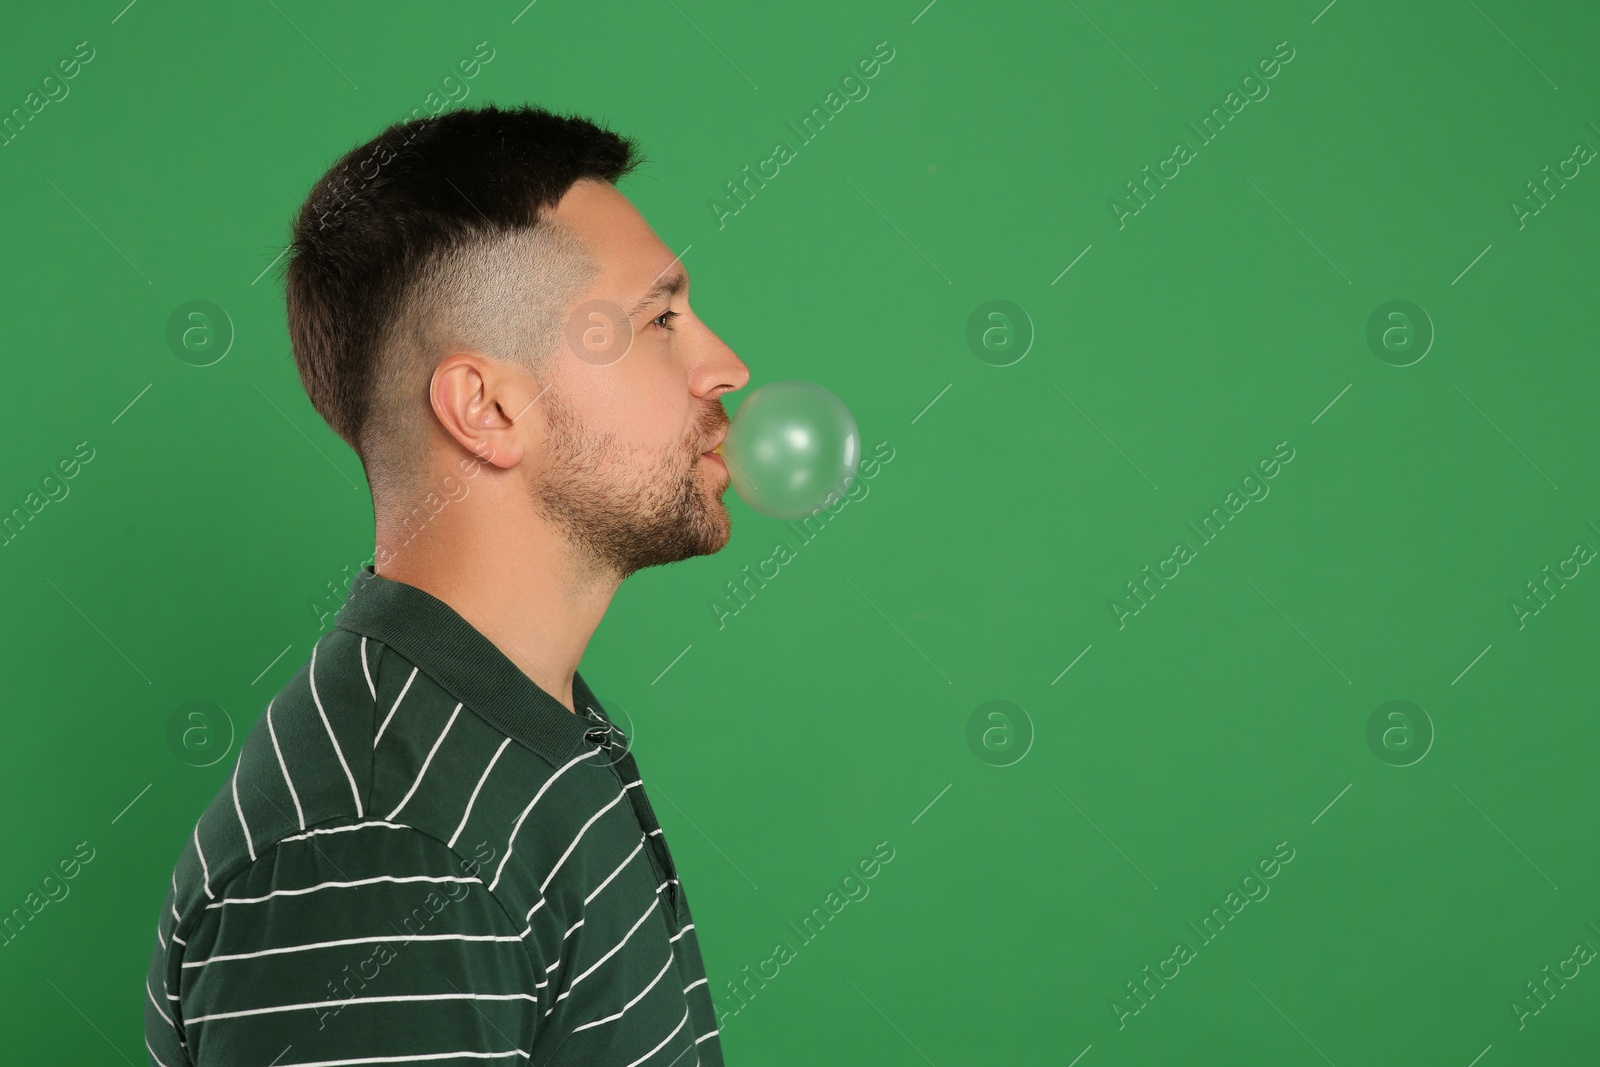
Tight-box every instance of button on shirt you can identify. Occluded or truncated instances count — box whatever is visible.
[144,566,723,1066]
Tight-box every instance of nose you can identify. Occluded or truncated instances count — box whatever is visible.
[693,318,750,399]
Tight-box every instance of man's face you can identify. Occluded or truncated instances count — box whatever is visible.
[530,179,750,580]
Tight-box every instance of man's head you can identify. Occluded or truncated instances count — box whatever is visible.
[285,104,749,581]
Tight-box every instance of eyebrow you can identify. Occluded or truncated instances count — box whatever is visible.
[626,268,688,320]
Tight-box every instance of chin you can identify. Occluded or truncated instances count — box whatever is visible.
[701,506,732,554]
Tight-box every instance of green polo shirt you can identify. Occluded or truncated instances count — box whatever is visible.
[144,566,723,1067]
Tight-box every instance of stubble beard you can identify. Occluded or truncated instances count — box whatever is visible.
[531,385,731,581]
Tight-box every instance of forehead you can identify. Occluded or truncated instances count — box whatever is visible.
[548,179,682,296]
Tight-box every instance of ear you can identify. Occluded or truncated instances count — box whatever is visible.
[429,353,536,471]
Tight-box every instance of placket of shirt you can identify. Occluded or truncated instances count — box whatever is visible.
[614,744,682,926]
[583,713,682,925]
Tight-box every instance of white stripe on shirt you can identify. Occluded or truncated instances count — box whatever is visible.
[448,736,512,848]
[203,874,483,909]
[360,634,377,702]
[186,991,539,1024]
[540,791,626,894]
[571,949,676,1033]
[193,824,214,900]
[182,932,524,968]
[231,755,256,862]
[374,666,419,747]
[147,978,177,1030]
[267,698,306,830]
[488,748,599,892]
[309,638,364,816]
[555,897,661,1006]
[624,1005,690,1067]
[277,820,411,845]
[386,703,462,820]
[275,1050,531,1066]
[585,835,646,906]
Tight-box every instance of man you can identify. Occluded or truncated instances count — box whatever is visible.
[144,104,749,1067]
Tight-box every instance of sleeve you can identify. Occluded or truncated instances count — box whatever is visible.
[176,825,540,1066]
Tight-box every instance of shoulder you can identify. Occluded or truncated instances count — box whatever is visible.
[161,819,542,1063]
[174,816,520,949]
[165,632,632,965]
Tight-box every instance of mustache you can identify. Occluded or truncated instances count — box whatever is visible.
[696,405,729,451]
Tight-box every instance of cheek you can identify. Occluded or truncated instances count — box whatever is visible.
[580,367,687,455]
[632,356,695,439]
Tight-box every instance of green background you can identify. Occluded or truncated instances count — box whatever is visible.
[3,0,1597,1063]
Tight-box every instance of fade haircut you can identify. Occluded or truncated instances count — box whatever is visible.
[283,103,644,524]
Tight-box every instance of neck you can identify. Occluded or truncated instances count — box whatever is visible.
[373,494,619,715]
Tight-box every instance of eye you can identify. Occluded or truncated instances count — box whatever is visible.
[652,309,680,332]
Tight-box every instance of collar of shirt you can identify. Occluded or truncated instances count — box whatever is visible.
[333,565,606,768]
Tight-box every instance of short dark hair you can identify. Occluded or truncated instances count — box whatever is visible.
[284,103,644,515]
